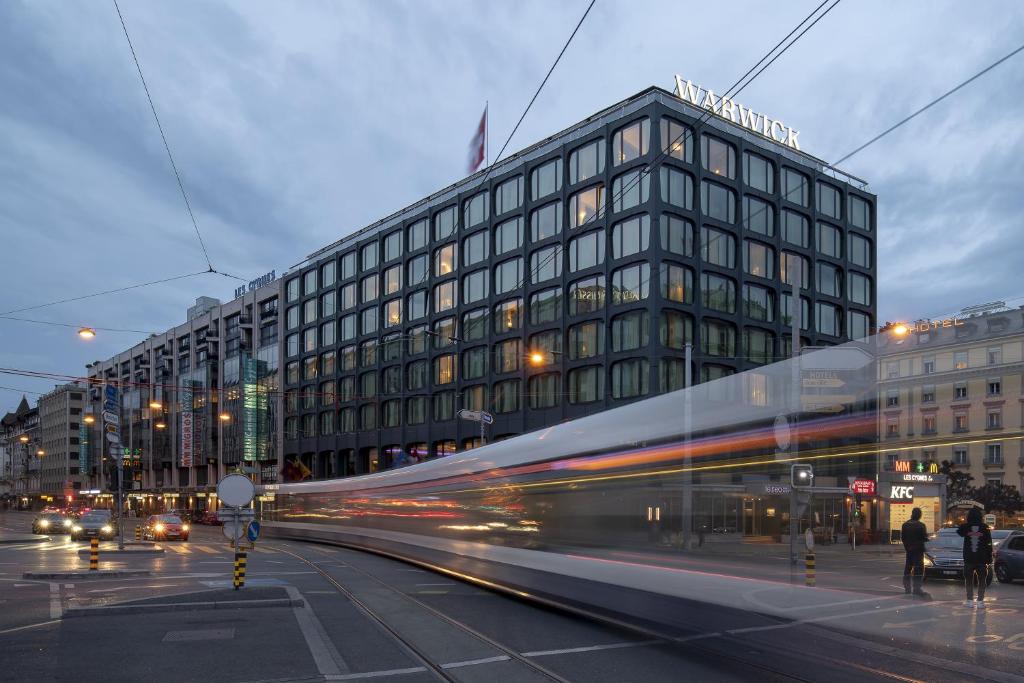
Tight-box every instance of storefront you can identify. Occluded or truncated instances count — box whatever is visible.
[879,470,947,541]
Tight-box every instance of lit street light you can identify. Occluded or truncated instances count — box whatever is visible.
[891,323,910,337]
[83,414,95,424]
[77,327,97,339]
[149,401,163,409]
[155,421,167,430]
[19,435,28,443]
[219,413,231,422]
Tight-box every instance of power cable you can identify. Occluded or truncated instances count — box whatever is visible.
[834,40,1024,166]
[0,270,209,316]
[112,0,215,272]
[0,316,154,335]
[479,0,597,184]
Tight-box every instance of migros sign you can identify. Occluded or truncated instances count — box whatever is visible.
[673,75,801,150]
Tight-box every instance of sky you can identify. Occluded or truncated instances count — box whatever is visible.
[2,0,1023,412]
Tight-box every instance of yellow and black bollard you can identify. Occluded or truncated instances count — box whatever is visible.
[134,525,141,541]
[89,537,99,571]
[233,551,247,589]
[805,551,816,587]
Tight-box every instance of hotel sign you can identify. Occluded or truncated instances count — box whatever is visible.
[910,318,964,332]
[234,270,276,299]
[673,75,801,150]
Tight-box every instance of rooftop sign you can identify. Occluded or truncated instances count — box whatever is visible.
[234,270,276,299]
[673,75,801,150]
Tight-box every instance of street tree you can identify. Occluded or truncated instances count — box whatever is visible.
[939,461,975,500]
[970,482,1023,514]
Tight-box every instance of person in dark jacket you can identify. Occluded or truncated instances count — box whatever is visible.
[957,507,993,608]
[901,507,928,595]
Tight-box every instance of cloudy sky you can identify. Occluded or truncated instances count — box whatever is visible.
[2,0,1023,412]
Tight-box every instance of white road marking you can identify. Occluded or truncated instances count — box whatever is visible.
[323,666,426,680]
[523,640,659,657]
[49,583,61,618]
[0,620,61,635]
[285,585,349,676]
[441,655,509,669]
[415,583,455,587]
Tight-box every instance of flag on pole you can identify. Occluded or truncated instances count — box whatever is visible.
[468,105,487,174]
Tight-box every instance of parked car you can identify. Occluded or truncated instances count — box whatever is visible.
[142,514,190,542]
[199,510,222,526]
[994,531,1024,583]
[32,512,73,535]
[991,529,1016,550]
[924,531,993,585]
[70,510,116,542]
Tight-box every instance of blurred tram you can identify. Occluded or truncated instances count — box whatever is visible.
[263,345,877,628]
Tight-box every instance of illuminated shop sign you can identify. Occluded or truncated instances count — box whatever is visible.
[894,460,939,474]
[889,485,915,502]
[673,75,801,150]
[850,479,876,495]
[909,318,964,332]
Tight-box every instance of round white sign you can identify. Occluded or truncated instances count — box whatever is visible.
[216,473,256,508]
[773,415,791,450]
[222,522,246,541]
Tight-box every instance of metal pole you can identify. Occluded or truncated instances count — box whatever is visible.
[682,343,693,550]
[480,418,485,448]
[789,279,801,566]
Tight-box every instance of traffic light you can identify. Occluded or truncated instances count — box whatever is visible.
[791,463,814,488]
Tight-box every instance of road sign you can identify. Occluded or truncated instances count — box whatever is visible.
[102,411,120,426]
[247,520,261,543]
[217,508,255,522]
[800,394,858,413]
[984,514,996,526]
[457,409,494,425]
[800,371,846,389]
[217,474,256,507]
[105,432,121,445]
[223,522,245,541]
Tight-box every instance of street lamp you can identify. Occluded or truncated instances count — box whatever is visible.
[155,421,166,430]
[36,449,45,457]
[77,327,97,340]
[218,413,231,422]
[83,414,95,424]
[890,323,910,337]
[149,401,162,409]
[528,351,546,366]
[19,435,28,443]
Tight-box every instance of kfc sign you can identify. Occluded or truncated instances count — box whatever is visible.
[850,479,876,496]
[889,484,915,502]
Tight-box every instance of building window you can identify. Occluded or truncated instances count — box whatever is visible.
[493,379,520,413]
[847,272,871,306]
[660,310,692,350]
[320,291,336,318]
[382,334,402,361]
[660,166,693,209]
[568,138,605,185]
[494,298,522,333]
[659,359,687,392]
[360,339,378,367]
[886,389,899,407]
[528,372,560,409]
[462,269,488,304]
[568,229,605,273]
[303,298,317,325]
[360,275,378,304]
[434,354,456,385]
[611,214,650,259]
[433,317,456,349]
[462,385,486,412]
[744,328,775,365]
[701,226,735,268]
[569,187,603,229]
[361,308,378,335]
[336,283,354,312]
[462,346,487,380]
[569,275,605,315]
[568,366,604,404]
[495,176,524,215]
[612,169,650,213]
[383,299,402,329]
[433,281,456,313]
[381,265,401,296]
[285,361,299,384]
[494,257,523,295]
[379,400,399,428]
[407,360,427,390]
[406,290,427,321]
[885,418,899,438]
[320,321,336,347]
[701,272,736,314]
[461,230,488,268]
[815,302,841,336]
[817,222,842,258]
[848,311,871,340]
[953,447,969,465]
[816,182,842,220]
[611,310,649,352]
[303,269,318,295]
[612,118,650,166]
[988,410,1003,429]
[463,192,489,229]
[660,117,692,162]
[405,221,428,254]
[987,346,1002,365]
[320,350,336,376]
[404,255,426,290]
[531,158,562,200]
[849,234,872,268]
[701,134,735,179]
[743,240,774,279]
[661,262,693,304]
[529,288,562,325]
[434,206,457,241]
[406,326,427,355]
[849,195,871,231]
[955,413,969,432]
[492,217,523,258]
[701,319,736,358]
[286,333,299,357]
[434,439,456,456]
[380,232,401,263]
[743,152,774,193]
[407,397,426,425]
[530,245,562,284]
[954,383,968,400]
[781,210,809,247]
[463,308,489,342]
[817,262,842,298]
[780,252,809,289]
[701,180,736,223]
[782,168,809,206]
[337,252,356,280]
[494,339,521,373]
[921,385,935,403]
[611,263,650,305]
[286,278,300,303]
[611,359,649,399]
[568,320,603,360]
[321,261,336,288]
[303,328,317,353]
[954,351,968,370]
[660,214,693,256]
[986,443,1003,464]
[434,244,457,277]
[988,378,1002,396]
[743,196,774,237]
[921,414,936,434]
[286,305,300,330]
[339,346,356,373]
[744,284,774,322]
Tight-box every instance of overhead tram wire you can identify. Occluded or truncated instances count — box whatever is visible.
[833,40,1024,166]
[510,0,843,292]
[0,270,209,316]
[0,316,153,335]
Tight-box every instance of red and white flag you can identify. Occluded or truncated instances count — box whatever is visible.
[467,105,487,174]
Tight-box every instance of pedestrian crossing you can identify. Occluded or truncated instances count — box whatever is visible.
[159,543,279,555]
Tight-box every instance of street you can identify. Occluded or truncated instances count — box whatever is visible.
[1,510,1021,682]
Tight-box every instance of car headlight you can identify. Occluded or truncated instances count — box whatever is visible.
[101,525,113,534]
[155,523,165,532]
[73,525,82,532]
[39,520,50,528]
[923,555,934,567]
[181,524,190,531]
[63,519,72,528]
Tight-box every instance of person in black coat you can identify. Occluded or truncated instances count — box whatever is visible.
[901,507,928,595]
[957,507,994,607]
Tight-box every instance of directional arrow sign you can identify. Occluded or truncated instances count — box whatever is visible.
[102,411,120,426]
[801,372,846,389]
[457,409,494,425]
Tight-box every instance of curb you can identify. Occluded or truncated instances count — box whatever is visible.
[63,598,304,617]
[23,570,152,579]
[0,536,50,544]
[75,548,165,556]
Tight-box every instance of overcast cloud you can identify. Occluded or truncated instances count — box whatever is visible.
[2,0,1023,410]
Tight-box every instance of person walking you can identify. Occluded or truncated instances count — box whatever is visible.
[957,507,993,608]
[901,507,928,596]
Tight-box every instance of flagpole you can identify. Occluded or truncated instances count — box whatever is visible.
[485,101,489,168]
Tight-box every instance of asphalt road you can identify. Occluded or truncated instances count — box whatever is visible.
[1,511,1021,683]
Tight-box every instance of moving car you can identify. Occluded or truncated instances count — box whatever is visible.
[924,531,993,585]
[994,531,1024,583]
[142,514,190,542]
[70,510,116,542]
[31,512,73,535]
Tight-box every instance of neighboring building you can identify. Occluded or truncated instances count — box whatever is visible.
[0,396,40,502]
[37,384,87,498]
[876,302,1024,534]
[279,85,877,480]
[84,287,282,512]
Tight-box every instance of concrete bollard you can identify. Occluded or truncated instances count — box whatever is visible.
[805,551,816,587]
[233,551,247,590]
[89,538,99,571]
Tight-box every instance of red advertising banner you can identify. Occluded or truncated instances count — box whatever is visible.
[850,478,876,495]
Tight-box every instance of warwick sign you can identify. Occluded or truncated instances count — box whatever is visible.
[673,75,801,151]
